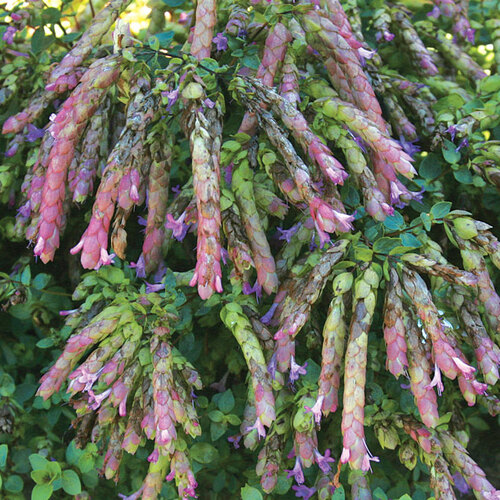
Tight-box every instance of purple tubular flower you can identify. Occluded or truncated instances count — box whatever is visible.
[17,201,31,218]
[455,138,469,152]
[261,302,279,324]
[452,472,470,494]
[163,88,179,112]
[26,124,45,142]
[5,143,19,157]
[399,135,421,157]
[88,388,111,410]
[224,164,233,185]
[118,488,144,500]
[304,395,324,425]
[277,223,300,243]
[292,485,316,499]
[245,417,266,439]
[426,363,444,396]
[165,212,190,241]
[427,6,441,18]
[286,457,305,485]
[212,32,228,51]
[228,434,242,449]
[145,282,165,294]
[267,352,278,379]
[204,98,215,109]
[313,448,335,473]
[289,356,307,383]
[59,308,78,316]
[243,280,263,300]
[3,26,17,45]
[446,125,457,141]
[129,255,146,278]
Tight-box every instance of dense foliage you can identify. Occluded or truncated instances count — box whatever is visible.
[0,0,499,498]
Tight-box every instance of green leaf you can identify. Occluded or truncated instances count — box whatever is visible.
[442,139,460,164]
[217,390,235,413]
[453,167,473,184]
[41,7,61,24]
[36,338,54,349]
[373,487,389,500]
[210,421,227,441]
[161,0,185,5]
[138,347,151,366]
[31,483,53,500]
[151,31,174,49]
[332,486,346,499]
[430,201,452,219]
[420,212,432,231]
[62,469,81,495]
[419,154,443,180]
[400,233,421,248]
[373,237,402,254]
[354,245,373,262]
[467,416,489,431]
[5,474,23,493]
[383,212,405,231]
[29,454,50,471]
[32,273,51,290]
[77,454,94,474]
[480,74,500,93]
[225,414,241,426]
[0,444,8,469]
[148,36,160,51]
[31,28,55,55]
[189,443,219,464]
[65,441,81,466]
[31,470,51,484]
[20,266,31,285]
[0,373,15,396]
[240,484,263,500]
[207,410,224,423]
[388,246,417,256]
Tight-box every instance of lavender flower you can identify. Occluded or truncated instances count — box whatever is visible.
[3,26,17,45]
[246,417,266,439]
[452,472,470,494]
[212,33,228,51]
[228,434,242,449]
[267,352,278,379]
[129,255,146,278]
[399,136,421,157]
[292,485,316,499]
[289,356,307,383]
[59,308,78,316]
[446,125,457,141]
[145,282,165,293]
[243,280,263,300]
[304,395,324,425]
[455,138,469,152]
[277,223,300,243]
[165,212,190,241]
[88,388,111,410]
[261,302,279,324]
[26,124,45,142]
[204,98,215,109]
[286,457,305,485]
[313,448,335,473]
[163,88,179,112]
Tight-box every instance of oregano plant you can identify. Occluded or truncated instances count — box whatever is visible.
[0,0,499,498]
